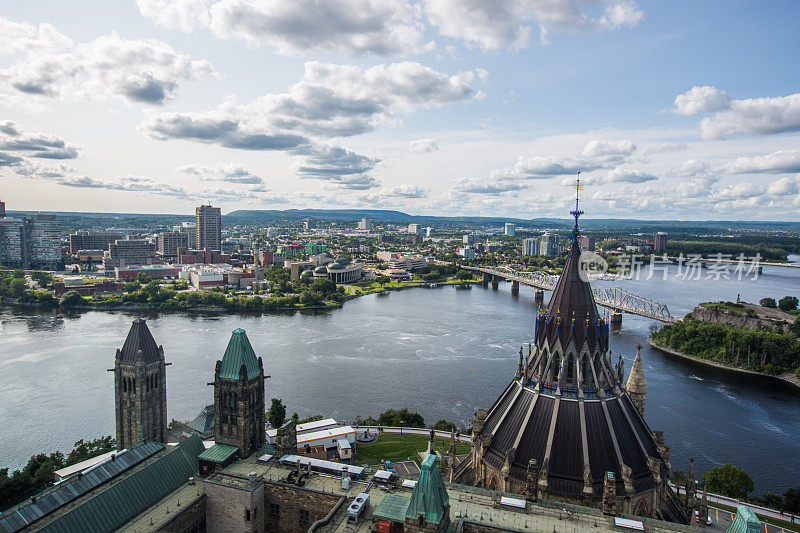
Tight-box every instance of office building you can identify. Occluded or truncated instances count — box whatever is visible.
[522,238,539,256]
[177,247,231,265]
[69,230,123,254]
[458,246,475,259]
[462,233,478,244]
[538,232,560,256]
[504,222,515,236]
[196,204,222,251]
[23,214,61,269]
[425,227,432,237]
[358,217,372,230]
[156,231,189,259]
[0,217,24,267]
[654,232,668,253]
[408,223,421,234]
[303,218,316,231]
[173,221,197,249]
[580,234,596,251]
[103,238,160,270]
[0,199,4,217]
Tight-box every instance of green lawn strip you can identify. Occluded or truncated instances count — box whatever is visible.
[354,433,470,466]
[708,501,800,532]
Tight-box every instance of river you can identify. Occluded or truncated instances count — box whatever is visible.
[1,260,799,494]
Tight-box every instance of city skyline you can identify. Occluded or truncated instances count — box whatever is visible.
[1,1,800,220]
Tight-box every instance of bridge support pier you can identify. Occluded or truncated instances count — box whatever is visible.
[482,272,490,287]
[610,312,623,328]
[534,290,544,309]
[491,276,499,290]
[510,280,519,295]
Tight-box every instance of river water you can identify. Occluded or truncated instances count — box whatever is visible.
[1,261,799,494]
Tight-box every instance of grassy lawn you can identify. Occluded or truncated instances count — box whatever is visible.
[354,433,471,466]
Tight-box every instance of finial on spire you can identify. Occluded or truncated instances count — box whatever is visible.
[570,173,584,240]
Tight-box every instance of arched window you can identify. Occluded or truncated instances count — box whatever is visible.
[132,378,136,393]
[550,353,561,381]
[123,378,127,393]
[565,355,575,385]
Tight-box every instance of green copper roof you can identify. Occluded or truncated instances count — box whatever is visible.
[406,453,449,525]
[219,328,261,380]
[198,443,239,463]
[38,435,204,533]
[374,494,411,523]
[726,506,761,533]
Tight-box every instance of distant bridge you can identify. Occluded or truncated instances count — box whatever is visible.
[464,265,676,324]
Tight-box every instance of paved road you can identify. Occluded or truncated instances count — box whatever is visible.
[707,506,798,533]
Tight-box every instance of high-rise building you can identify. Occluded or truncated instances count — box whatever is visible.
[654,232,667,253]
[0,199,5,217]
[196,204,222,251]
[157,231,189,259]
[580,235,596,251]
[69,230,123,254]
[425,227,432,237]
[303,218,316,230]
[462,233,478,244]
[538,232,560,256]
[112,319,167,450]
[358,217,372,231]
[0,217,24,267]
[23,214,61,269]
[173,222,197,249]
[522,238,539,256]
[458,246,475,259]
[504,222,515,236]
[212,329,266,458]
[408,223,421,234]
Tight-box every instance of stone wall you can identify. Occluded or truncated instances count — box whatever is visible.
[691,305,793,332]
[262,483,340,533]
[160,495,206,532]
[205,478,265,533]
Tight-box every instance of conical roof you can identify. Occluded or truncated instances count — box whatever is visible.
[117,318,162,365]
[535,237,607,354]
[218,328,261,380]
[626,345,647,395]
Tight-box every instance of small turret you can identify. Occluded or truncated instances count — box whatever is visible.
[626,344,648,417]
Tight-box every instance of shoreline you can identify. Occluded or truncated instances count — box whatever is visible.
[1,280,478,316]
[648,339,800,391]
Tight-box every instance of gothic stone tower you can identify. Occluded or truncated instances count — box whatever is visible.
[112,319,167,451]
[212,328,266,458]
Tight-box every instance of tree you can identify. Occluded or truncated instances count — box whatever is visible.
[778,296,798,312]
[12,269,25,279]
[701,464,753,499]
[310,278,336,295]
[433,420,456,431]
[375,275,390,286]
[268,398,286,428]
[9,278,27,298]
[299,290,323,306]
[137,272,149,284]
[784,486,800,514]
[376,408,425,428]
[59,290,85,308]
[454,270,473,281]
[759,298,777,308]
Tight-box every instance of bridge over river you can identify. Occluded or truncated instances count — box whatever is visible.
[464,265,676,324]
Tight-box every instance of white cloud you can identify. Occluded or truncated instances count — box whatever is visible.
[451,177,527,194]
[423,0,643,50]
[137,0,424,55]
[142,61,480,145]
[409,138,439,153]
[715,149,800,174]
[294,144,381,190]
[384,184,428,198]
[766,176,800,196]
[0,121,80,160]
[674,86,800,140]
[672,85,731,116]
[0,17,215,105]
[180,163,263,184]
[579,139,636,161]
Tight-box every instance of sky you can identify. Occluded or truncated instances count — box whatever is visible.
[1,0,800,220]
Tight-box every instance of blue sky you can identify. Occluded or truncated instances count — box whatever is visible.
[1,0,800,220]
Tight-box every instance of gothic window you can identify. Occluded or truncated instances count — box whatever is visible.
[299,509,310,523]
[565,355,575,385]
[550,354,561,381]
[122,378,127,393]
[132,378,136,393]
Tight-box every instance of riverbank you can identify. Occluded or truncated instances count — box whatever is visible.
[648,340,800,391]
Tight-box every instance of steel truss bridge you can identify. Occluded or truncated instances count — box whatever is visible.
[464,265,676,323]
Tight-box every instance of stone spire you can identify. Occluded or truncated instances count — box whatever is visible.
[626,343,648,417]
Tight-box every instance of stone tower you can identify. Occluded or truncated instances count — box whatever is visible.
[212,328,266,458]
[626,343,648,417]
[112,319,168,451]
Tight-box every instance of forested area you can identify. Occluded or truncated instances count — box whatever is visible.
[652,318,800,376]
